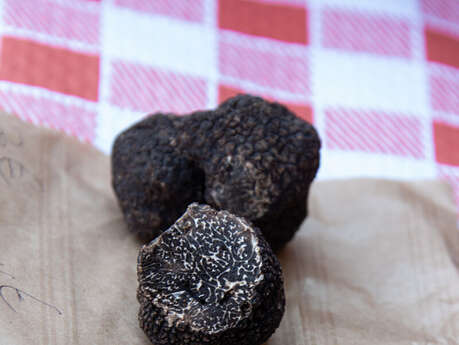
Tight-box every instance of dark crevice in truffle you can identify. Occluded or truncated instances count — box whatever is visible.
[219,288,234,305]
[188,160,206,204]
[180,280,207,306]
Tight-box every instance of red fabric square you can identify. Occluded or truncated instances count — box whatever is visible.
[0,90,96,142]
[219,0,308,44]
[219,41,309,95]
[0,37,100,101]
[434,121,459,166]
[425,27,459,69]
[115,0,204,22]
[322,9,411,57]
[287,103,313,124]
[218,84,242,103]
[110,60,208,114]
[326,108,424,158]
[4,0,100,45]
[218,84,313,123]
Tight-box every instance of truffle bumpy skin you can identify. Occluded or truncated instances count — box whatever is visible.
[112,94,321,250]
[137,203,285,345]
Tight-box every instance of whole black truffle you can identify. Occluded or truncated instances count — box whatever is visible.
[137,203,285,345]
[112,94,320,250]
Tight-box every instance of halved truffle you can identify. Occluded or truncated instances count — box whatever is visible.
[112,94,321,250]
[137,203,285,345]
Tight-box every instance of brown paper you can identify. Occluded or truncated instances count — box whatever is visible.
[1,113,458,345]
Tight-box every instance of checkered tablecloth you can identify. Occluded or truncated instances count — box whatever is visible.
[0,0,458,210]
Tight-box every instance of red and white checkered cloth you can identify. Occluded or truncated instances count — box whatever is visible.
[0,0,458,211]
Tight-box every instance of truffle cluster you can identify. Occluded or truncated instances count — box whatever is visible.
[112,94,320,251]
[137,203,285,345]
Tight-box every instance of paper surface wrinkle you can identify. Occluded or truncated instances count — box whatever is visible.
[1,113,459,345]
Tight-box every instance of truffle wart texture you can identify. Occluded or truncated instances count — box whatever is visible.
[137,203,285,345]
[112,94,321,250]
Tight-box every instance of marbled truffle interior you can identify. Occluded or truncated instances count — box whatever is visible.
[137,203,285,345]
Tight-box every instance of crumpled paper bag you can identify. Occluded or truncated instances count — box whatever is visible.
[1,113,458,345]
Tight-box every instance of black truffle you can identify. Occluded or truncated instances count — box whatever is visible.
[137,203,285,345]
[112,94,320,250]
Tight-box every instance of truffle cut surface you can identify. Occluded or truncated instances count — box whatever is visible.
[137,203,285,345]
